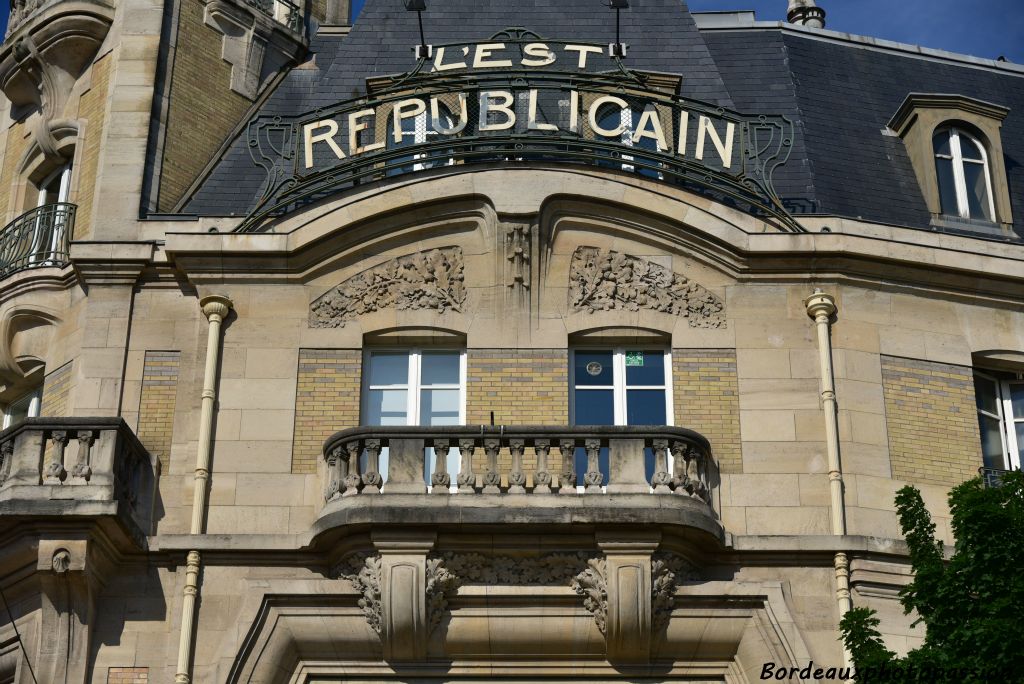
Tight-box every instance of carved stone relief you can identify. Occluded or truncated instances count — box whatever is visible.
[651,552,700,632]
[310,247,467,328]
[568,247,725,327]
[335,553,383,635]
[571,557,609,635]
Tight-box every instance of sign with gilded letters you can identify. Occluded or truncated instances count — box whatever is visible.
[242,29,799,233]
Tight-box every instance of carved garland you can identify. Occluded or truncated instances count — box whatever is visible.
[310,247,467,328]
[568,247,725,328]
[650,552,700,632]
[335,553,384,635]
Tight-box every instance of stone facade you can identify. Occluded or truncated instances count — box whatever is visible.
[0,1,1020,682]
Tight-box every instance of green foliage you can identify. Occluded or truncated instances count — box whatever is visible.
[839,470,1024,683]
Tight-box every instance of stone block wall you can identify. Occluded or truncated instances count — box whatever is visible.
[292,349,361,474]
[136,351,181,468]
[672,349,742,473]
[0,121,28,220]
[880,355,980,487]
[157,0,252,211]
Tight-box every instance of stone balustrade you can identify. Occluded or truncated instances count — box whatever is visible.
[322,425,715,505]
[0,418,160,535]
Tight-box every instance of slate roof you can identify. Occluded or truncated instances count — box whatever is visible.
[182,2,1024,241]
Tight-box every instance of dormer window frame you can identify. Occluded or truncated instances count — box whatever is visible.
[932,126,997,223]
[888,93,1013,238]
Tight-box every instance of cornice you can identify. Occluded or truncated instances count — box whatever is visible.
[888,92,1011,135]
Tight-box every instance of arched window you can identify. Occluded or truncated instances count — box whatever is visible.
[933,126,996,222]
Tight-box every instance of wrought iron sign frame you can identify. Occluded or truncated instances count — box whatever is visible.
[240,29,802,233]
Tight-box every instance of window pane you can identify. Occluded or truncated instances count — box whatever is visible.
[368,352,409,386]
[962,162,993,221]
[574,389,614,425]
[365,388,408,425]
[625,351,665,386]
[421,388,460,426]
[1010,383,1024,419]
[420,351,461,385]
[958,135,984,161]
[932,131,951,156]
[627,389,667,425]
[1017,423,1024,467]
[974,375,1000,415]
[935,157,959,216]
[979,414,1007,470]
[574,351,614,386]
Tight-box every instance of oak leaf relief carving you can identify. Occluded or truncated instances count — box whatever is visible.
[310,247,467,328]
[569,247,725,328]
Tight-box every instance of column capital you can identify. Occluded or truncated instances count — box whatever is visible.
[199,294,232,321]
[804,289,837,319]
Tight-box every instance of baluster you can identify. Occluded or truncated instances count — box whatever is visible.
[362,439,383,494]
[46,431,69,482]
[482,438,502,494]
[532,439,552,494]
[558,439,576,494]
[507,439,526,494]
[324,445,343,501]
[650,438,672,493]
[686,448,710,503]
[670,442,688,492]
[342,442,362,496]
[0,439,12,485]
[583,438,603,493]
[72,432,94,481]
[456,439,477,494]
[431,438,452,494]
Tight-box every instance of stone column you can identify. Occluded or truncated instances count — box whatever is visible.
[597,532,661,664]
[67,242,154,416]
[372,531,438,662]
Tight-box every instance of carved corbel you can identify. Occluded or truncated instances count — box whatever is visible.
[34,537,109,684]
[203,0,307,100]
[0,2,114,162]
[574,533,663,663]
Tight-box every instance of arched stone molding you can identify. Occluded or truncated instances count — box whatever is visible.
[222,564,814,683]
[0,304,62,395]
[8,119,81,219]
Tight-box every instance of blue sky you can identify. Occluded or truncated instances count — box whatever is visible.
[350,0,1024,63]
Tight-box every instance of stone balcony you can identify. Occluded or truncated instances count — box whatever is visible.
[0,418,160,541]
[316,426,723,541]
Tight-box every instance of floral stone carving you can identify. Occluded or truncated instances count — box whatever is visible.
[335,553,384,635]
[651,553,700,632]
[572,557,609,635]
[310,247,467,328]
[568,247,725,327]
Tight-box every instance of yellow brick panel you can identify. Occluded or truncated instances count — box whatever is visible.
[157,0,253,211]
[0,122,29,220]
[107,667,148,683]
[672,349,742,474]
[72,53,111,239]
[292,349,361,474]
[41,362,72,417]
[881,355,980,487]
[137,351,181,469]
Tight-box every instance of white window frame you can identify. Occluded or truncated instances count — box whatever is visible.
[975,370,1023,471]
[3,387,41,429]
[569,348,674,427]
[31,164,72,266]
[361,348,467,490]
[934,127,997,222]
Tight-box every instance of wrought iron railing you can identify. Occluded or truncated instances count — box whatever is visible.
[0,202,74,279]
[322,425,716,504]
[245,0,301,31]
[980,466,1012,488]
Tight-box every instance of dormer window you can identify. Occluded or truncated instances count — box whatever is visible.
[933,127,995,222]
